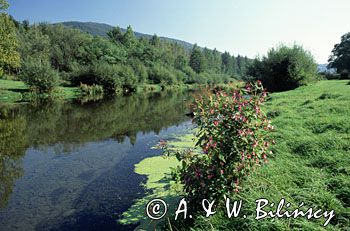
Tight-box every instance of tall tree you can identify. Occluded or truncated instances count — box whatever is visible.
[107,26,123,44]
[150,34,160,46]
[0,0,20,75]
[122,25,137,49]
[221,51,232,74]
[189,44,205,73]
[328,32,350,73]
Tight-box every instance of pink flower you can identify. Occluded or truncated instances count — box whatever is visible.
[254,106,260,114]
[213,120,219,126]
[220,169,224,174]
[262,91,267,98]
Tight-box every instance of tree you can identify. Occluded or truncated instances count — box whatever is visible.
[328,32,350,75]
[0,0,9,11]
[189,44,205,73]
[0,0,20,76]
[122,25,137,49]
[150,34,160,46]
[20,58,59,93]
[77,36,127,65]
[107,26,123,44]
[39,24,91,72]
[247,44,317,92]
[18,25,51,62]
[174,55,187,70]
[221,51,232,74]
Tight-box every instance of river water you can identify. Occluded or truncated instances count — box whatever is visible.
[0,90,192,230]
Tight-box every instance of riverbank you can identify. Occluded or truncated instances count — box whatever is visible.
[126,80,350,230]
[0,79,209,103]
[0,79,79,103]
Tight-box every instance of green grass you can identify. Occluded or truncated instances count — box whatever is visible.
[126,80,350,230]
[183,80,350,230]
[0,79,27,102]
[0,79,80,102]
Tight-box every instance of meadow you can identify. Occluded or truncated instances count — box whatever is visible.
[125,80,350,230]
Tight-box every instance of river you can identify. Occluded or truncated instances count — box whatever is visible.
[0,90,193,230]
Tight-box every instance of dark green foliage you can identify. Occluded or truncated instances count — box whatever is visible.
[189,44,206,73]
[77,36,127,65]
[107,26,124,44]
[247,44,317,92]
[323,73,340,80]
[14,20,252,94]
[340,70,349,79]
[318,93,341,100]
[148,64,177,85]
[174,55,187,70]
[18,25,51,62]
[71,62,136,93]
[20,58,59,93]
[328,33,350,74]
[79,83,104,96]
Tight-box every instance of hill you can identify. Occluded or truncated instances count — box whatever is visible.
[59,21,194,50]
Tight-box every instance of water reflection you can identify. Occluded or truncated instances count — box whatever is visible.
[0,90,191,230]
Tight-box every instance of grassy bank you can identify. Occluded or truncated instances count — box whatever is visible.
[0,79,203,103]
[0,79,79,103]
[127,80,350,230]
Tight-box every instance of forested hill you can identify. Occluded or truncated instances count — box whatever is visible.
[59,21,194,50]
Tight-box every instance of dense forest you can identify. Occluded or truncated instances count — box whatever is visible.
[0,0,252,94]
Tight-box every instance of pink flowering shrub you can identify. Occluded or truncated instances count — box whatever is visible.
[173,81,274,204]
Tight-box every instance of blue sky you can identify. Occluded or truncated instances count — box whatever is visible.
[8,0,350,63]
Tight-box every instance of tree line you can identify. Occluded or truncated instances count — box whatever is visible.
[2,0,348,94]
[0,0,252,93]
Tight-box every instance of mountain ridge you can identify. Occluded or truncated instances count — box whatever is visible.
[59,21,194,50]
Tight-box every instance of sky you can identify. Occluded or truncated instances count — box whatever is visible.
[7,0,350,63]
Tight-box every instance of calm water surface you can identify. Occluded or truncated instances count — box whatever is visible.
[0,91,192,230]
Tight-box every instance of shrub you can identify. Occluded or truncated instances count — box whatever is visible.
[20,59,59,93]
[170,81,274,206]
[340,70,349,80]
[79,83,104,96]
[247,44,317,92]
[70,62,137,93]
[130,58,148,84]
[70,63,118,93]
[148,64,177,85]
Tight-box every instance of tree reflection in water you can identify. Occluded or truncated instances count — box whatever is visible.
[0,90,191,211]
